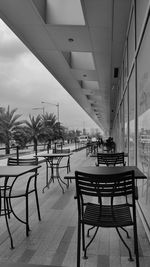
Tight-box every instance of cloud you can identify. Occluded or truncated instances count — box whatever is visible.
[0,19,100,132]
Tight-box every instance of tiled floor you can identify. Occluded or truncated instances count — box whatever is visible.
[0,149,150,266]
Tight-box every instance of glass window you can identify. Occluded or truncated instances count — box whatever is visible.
[124,88,128,154]
[137,17,150,218]
[128,10,135,72]
[129,67,135,165]
[123,47,128,88]
[136,0,149,43]
[120,70,124,97]
[120,101,124,152]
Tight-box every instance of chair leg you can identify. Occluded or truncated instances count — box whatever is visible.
[81,222,86,253]
[77,220,81,267]
[133,222,139,267]
[120,226,130,239]
[83,226,99,259]
[26,195,30,236]
[116,227,133,262]
[87,225,96,237]
[4,197,14,249]
[35,189,41,221]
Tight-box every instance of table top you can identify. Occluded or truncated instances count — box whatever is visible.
[77,166,146,179]
[36,152,72,158]
[0,165,41,177]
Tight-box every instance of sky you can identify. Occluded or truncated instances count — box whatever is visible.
[0,19,102,134]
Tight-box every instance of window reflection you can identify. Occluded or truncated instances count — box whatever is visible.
[137,18,150,209]
[129,67,135,165]
[124,89,128,153]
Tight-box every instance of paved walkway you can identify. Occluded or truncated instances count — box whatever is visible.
[0,149,149,266]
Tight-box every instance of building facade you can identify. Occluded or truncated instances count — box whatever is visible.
[111,0,150,237]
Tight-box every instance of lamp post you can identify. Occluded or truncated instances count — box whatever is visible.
[41,101,60,141]
[41,101,59,123]
[32,107,44,115]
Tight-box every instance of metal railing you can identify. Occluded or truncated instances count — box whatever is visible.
[0,140,87,160]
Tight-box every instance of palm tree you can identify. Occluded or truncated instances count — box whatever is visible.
[41,112,57,148]
[0,106,23,154]
[13,126,31,149]
[24,114,43,154]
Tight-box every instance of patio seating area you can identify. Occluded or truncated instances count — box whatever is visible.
[0,149,150,266]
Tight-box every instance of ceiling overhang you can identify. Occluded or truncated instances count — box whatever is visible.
[0,0,131,134]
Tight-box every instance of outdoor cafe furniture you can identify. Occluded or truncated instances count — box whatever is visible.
[64,165,146,207]
[75,169,140,267]
[86,141,98,157]
[7,157,38,166]
[96,152,126,166]
[64,166,146,188]
[36,152,72,193]
[0,164,41,249]
[52,148,71,173]
[7,157,41,236]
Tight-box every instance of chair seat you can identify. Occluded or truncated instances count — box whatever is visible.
[82,203,133,227]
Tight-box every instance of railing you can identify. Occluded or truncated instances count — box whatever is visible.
[0,143,46,160]
[0,140,87,161]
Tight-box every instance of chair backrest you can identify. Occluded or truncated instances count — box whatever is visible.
[97,152,125,166]
[75,170,135,205]
[52,148,70,154]
[7,157,38,166]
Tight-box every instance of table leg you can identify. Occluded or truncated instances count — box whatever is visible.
[42,156,68,193]
[3,177,14,249]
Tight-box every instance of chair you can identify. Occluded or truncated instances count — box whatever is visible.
[7,157,38,166]
[96,152,126,166]
[75,170,139,267]
[6,157,41,236]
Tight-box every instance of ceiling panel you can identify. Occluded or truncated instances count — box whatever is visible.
[71,52,95,70]
[71,69,98,81]
[83,0,112,28]
[46,26,92,52]
[46,0,85,25]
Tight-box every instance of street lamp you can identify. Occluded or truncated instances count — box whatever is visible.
[32,107,44,114]
[41,101,59,122]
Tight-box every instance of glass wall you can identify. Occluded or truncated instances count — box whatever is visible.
[111,1,150,232]
[120,101,124,152]
[136,0,149,42]
[124,89,128,154]
[137,18,150,217]
[123,47,128,88]
[129,67,135,165]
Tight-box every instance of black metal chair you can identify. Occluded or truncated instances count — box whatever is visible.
[75,170,139,267]
[6,157,41,236]
[7,157,38,166]
[96,152,126,166]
